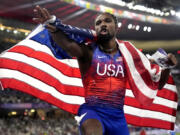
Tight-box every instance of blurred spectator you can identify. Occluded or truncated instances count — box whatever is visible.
[140,129,146,135]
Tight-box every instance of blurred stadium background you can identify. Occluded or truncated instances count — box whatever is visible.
[0,0,180,134]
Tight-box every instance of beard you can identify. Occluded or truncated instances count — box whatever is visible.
[96,33,113,44]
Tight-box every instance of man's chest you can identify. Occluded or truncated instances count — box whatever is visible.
[91,48,126,78]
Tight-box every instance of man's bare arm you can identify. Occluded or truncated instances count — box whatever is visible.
[33,5,84,58]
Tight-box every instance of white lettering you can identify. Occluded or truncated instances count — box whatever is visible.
[96,62,125,77]
[115,65,124,77]
[107,64,116,76]
[97,63,107,76]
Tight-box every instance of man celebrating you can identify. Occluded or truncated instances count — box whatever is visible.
[33,5,177,135]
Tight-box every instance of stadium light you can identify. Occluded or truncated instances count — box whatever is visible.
[136,25,140,31]
[104,0,126,7]
[0,26,4,31]
[31,109,35,113]
[143,26,147,31]
[147,27,151,32]
[164,12,170,16]
[6,29,10,32]
[176,12,180,18]
[118,22,122,28]
[170,10,176,16]
[13,30,18,34]
[11,111,17,115]
[128,24,133,29]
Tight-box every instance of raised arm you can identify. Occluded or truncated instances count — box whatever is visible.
[158,53,178,89]
[33,5,84,58]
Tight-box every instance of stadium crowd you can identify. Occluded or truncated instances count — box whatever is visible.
[0,87,179,135]
[0,117,78,135]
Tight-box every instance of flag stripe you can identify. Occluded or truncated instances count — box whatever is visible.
[167,76,175,85]
[156,88,178,101]
[15,40,79,68]
[1,51,82,86]
[8,45,81,78]
[0,69,85,105]
[124,105,176,122]
[126,90,177,109]
[125,114,174,130]
[0,78,80,114]
[126,89,177,108]
[125,97,177,116]
[0,58,85,96]
[164,84,177,93]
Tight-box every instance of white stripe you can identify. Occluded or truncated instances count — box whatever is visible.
[164,84,177,93]
[124,105,176,123]
[18,39,79,68]
[118,42,157,99]
[125,89,177,109]
[1,52,83,87]
[125,89,134,97]
[0,69,85,105]
[61,59,79,68]
[18,40,54,56]
[153,97,178,109]
[26,25,44,40]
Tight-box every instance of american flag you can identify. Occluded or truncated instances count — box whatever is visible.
[116,56,123,62]
[0,25,177,130]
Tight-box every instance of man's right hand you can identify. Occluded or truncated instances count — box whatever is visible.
[33,5,57,32]
[33,5,51,24]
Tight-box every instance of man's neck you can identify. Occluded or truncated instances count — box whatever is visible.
[99,38,117,54]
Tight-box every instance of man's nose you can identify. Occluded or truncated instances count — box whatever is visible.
[101,22,107,28]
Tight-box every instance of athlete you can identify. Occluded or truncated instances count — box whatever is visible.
[33,5,177,135]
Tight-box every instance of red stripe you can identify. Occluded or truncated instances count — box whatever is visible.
[0,58,85,97]
[0,78,80,114]
[167,75,175,85]
[8,45,81,78]
[125,97,177,116]
[125,114,174,130]
[157,88,177,101]
[124,41,159,90]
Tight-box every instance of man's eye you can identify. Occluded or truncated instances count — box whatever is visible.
[105,19,112,22]
[96,21,101,25]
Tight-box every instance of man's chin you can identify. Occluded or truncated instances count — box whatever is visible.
[97,34,112,43]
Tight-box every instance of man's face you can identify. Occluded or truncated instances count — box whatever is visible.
[95,13,117,41]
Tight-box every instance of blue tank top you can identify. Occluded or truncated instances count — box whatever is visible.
[82,44,127,109]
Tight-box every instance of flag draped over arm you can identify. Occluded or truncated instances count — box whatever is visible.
[0,25,178,130]
[117,41,178,130]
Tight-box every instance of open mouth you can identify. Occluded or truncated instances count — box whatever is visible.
[100,28,108,34]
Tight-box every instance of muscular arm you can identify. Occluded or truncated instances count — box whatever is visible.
[33,5,92,75]
[47,24,84,58]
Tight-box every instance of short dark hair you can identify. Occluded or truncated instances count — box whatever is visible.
[96,12,118,26]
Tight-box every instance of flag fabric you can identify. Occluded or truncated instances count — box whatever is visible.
[0,25,178,130]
